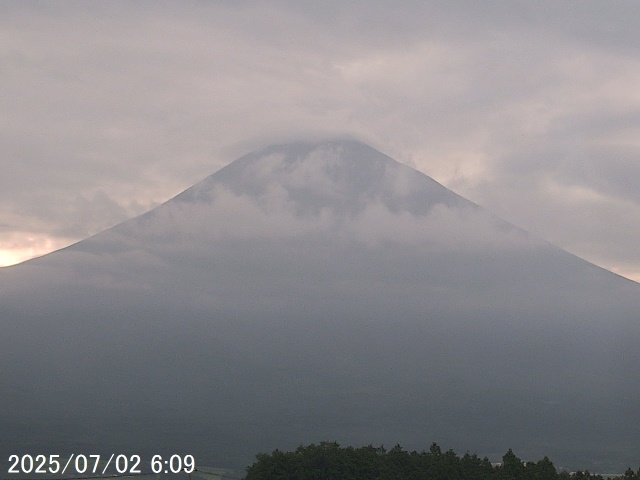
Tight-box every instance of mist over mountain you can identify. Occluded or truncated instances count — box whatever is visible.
[1,140,639,472]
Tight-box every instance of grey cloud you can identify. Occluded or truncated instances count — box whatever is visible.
[1,1,640,281]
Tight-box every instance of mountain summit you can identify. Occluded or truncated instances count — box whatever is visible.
[177,140,466,214]
[1,140,639,471]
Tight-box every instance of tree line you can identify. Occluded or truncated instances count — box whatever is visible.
[244,441,640,480]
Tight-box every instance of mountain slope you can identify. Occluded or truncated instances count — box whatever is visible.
[1,140,639,471]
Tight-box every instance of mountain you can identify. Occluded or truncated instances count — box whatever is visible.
[1,140,639,472]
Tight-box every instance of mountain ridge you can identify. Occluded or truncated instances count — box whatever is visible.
[17,139,634,286]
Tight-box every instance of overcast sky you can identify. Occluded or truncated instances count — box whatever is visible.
[1,1,639,282]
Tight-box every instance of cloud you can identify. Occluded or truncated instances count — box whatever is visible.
[1,1,639,281]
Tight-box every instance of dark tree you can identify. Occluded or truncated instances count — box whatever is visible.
[243,442,636,480]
